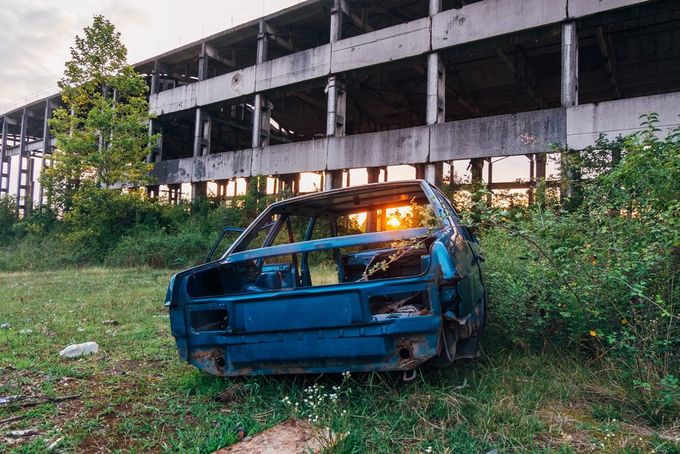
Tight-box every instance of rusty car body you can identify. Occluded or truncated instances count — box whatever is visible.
[165,180,486,377]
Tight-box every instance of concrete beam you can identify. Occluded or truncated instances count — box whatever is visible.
[429,108,566,162]
[264,22,298,53]
[327,126,430,170]
[147,92,678,186]
[566,92,680,149]
[567,0,651,18]
[339,0,373,33]
[255,44,331,92]
[5,138,57,157]
[330,17,430,74]
[252,139,327,175]
[194,149,252,181]
[204,43,236,68]
[432,0,650,50]
[150,66,256,115]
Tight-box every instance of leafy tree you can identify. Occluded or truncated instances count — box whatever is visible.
[42,15,154,210]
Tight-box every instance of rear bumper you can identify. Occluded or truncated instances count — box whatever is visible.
[181,315,441,377]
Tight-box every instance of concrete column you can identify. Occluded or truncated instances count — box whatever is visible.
[534,154,547,205]
[168,183,182,204]
[146,185,160,199]
[470,158,484,184]
[150,60,160,95]
[256,20,268,64]
[38,100,53,207]
[0,118,8,195]
[192,181,207,201]
[252,94,271,148]
[429,0,442,15]
[425,162,443,186]
[426,54,445,125]
[324,1,345,192]
[193,108,203,157]
[193,108,211,157]
[415,164,426,180]
[192,46,213,171]
[325,170,343,191]
[26,157,35,215]
[561,22,580,206]
[470,158,484,219]
[425,22,445,186]
[365,167,381,232]
[252,20,271,149]
[486,158,493,206]
[146,120,155,163]
[366,167,380,184]
[216,179,228,200]
[330,0,343,42]
[326,76,346,137]
[535,154,547,180]
[198,42,209,81]
[16,109,27,215]
[561,22,578,107]
[528,155,535,205]
[280,174,297,194]
[147,61,161,164]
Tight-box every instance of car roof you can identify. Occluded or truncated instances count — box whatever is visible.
[268,180,431,215]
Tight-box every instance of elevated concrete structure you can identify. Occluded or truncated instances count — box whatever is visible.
[2,0,680,210]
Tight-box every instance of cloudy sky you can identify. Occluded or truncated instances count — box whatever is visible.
[0,0,302,109]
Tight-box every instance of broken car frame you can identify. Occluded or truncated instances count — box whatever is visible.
[166,180,486,378]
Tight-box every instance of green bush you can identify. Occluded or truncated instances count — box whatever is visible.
[477,116,679,423]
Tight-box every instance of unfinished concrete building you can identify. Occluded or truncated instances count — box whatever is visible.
[1,0,680,212]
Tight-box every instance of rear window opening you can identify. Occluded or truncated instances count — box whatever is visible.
[186,181,445,298]
[190,309,228,332]
[186,235,436,298]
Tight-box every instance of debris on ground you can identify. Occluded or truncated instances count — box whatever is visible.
[18,329,33,335]
[0,394,80,409]
[214,383,248,405]
[46,435,65,450]
[0,416,24,426]
[7,428,39,438]
[213,419,343,454]
[0,395,23,405]
[236,425,245,441]
[0,323,10,329]
[59,342,99,358]
[101,320,119,325]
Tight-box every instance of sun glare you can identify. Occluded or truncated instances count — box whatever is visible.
[387,215,402,229]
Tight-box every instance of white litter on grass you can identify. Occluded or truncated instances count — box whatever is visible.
[59,342,99,359]
[0,323,10,329]
[8,428,39,438]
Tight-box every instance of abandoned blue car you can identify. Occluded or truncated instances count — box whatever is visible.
[166,180,486,377]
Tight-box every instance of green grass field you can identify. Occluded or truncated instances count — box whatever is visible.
[0,268,677,453]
